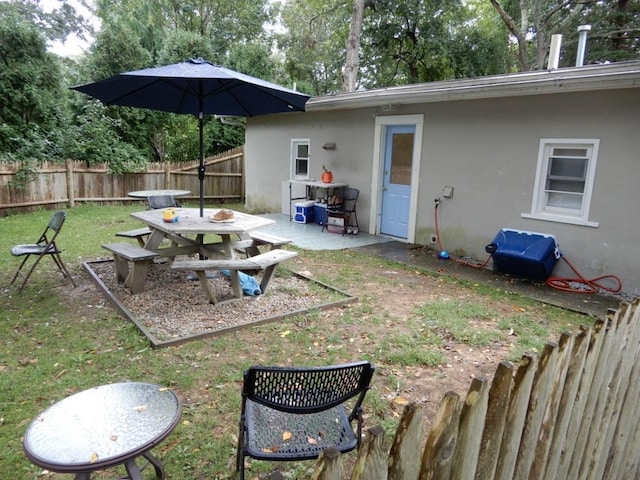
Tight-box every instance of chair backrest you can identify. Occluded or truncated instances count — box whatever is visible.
[47,211,66,232]
[242,361,374,416]
[341,188,359,212]
[147,195,179,209]
[38,211,66,245]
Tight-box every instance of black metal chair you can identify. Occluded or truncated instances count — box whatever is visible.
[146,195,181,209]
[9,211,77,292]
[236,361,375,479]
[322,187,359,235]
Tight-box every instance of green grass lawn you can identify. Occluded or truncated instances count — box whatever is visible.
[0,204,591,479]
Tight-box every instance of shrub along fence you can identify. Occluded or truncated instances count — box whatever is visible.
[312,297,640,480]
[0,147,245,216]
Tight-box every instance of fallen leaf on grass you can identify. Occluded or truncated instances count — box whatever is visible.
[391,396,410,409]
[280,330,291,337]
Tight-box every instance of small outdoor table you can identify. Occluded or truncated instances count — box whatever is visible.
[287,180,347,220]
[127,189,191,199]
[23,382,181,480]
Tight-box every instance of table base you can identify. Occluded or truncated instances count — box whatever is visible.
[72,451,164,480]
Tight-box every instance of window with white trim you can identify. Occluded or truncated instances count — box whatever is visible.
[291,139,310,179]
[524,139,599,226]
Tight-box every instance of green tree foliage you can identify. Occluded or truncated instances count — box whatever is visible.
[157,29,217,65]
[563,0,640,65]
[64,101,147,173]
[95,0,273,63]
[70,19,157,171]
[0,0,89,46]
[490,0,639,71]
[278,0,514,91]
[0,7,64,165]
[276,0,351,95]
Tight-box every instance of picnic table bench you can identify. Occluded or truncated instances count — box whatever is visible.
[243,231,292,257]
[115,227,152,247]
[171,249,298,304]
[102,242,159,294]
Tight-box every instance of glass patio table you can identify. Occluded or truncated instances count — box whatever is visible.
[23,382,181,480]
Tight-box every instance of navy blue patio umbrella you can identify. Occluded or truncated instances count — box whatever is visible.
[71,58,310,216]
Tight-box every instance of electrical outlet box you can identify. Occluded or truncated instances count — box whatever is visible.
[443,186,454,198]
[430,235,437,243]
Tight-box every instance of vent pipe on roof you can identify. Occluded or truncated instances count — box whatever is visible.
[548,34,562,70]
[576,25,591,67]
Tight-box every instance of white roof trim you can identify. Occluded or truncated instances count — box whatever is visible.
[306,61,640,111]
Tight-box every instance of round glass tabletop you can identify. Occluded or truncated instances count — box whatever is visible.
[128,190,191,198]
[23,382,181,472]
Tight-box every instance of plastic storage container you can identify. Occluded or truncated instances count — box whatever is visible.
[314,203,328,225]
[293,200,316,224]
[489,228,560,280]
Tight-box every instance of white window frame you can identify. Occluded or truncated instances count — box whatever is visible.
[522,138,599,227]
[290,139,310,180]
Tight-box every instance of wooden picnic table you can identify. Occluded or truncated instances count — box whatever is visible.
[129,208,289,302]
[130,208,275,259]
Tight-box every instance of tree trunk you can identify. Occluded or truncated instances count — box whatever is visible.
[342,0,364,93]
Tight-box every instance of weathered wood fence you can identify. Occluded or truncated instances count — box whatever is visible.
[0,147,244,216]
[313,297,640,480]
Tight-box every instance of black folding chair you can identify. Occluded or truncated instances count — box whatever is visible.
[146,195,180,209]
[9,211,77,292]
[236,361,375,479]
[322,187,359,235]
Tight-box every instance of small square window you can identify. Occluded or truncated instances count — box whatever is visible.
[291,139,310,179]
[523,139,599,227]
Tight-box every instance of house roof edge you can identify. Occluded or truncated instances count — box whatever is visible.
[306,61,640,111]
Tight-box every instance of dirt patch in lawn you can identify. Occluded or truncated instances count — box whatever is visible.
[64,249,592,440]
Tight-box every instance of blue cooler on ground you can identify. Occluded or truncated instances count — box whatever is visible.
[293,200,315,224]
[314,203,328,225]
[488,228,560,281]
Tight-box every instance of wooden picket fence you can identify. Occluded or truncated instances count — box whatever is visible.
[0,147,244,216]
[312,297,640,480]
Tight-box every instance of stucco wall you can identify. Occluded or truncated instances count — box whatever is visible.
[245,108,377,226]
[245,88,640,296]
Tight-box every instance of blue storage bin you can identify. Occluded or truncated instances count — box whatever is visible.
[293,201,315,224]
[314,203,328,225]
[490,229,560,280]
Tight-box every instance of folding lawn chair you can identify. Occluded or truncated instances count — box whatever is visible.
[9,211,77,292]
[236,361,375,479]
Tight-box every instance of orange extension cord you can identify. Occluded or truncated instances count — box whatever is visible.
[433,200,622,293]
[545,255,622,294]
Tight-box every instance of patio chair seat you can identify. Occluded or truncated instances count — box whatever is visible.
[236,361,375,479]
[11,244,61,256]
[244,403,357,460]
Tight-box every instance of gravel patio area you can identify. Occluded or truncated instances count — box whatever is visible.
[85,258,355,347]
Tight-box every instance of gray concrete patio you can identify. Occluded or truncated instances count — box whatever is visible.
[258,214,392,250]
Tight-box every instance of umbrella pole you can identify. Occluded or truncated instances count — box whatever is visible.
[198,112,205,217]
